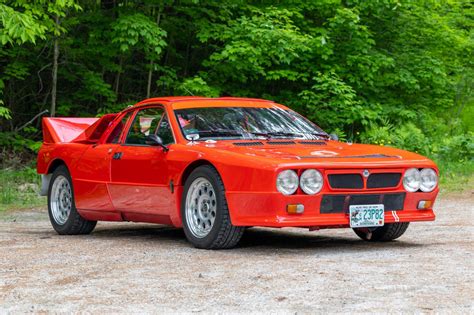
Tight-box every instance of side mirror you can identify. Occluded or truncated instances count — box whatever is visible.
[145,134,169,152]
[329,133,339,141]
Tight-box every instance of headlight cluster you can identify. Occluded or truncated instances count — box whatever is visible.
[403,168,438,192]
[276,170,299,195]
[276,169,323,195]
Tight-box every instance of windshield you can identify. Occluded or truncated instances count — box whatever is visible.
[174,107,328,141]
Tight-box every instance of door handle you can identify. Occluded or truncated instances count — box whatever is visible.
[112,152,123,160]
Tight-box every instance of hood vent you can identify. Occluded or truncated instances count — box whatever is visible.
[233,142,264,146]
[298,141,326,145]
[267,141,296,145]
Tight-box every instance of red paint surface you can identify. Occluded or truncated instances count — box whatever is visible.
[37,97,439,228]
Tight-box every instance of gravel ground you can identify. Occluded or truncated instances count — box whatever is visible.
[1,193,473,314]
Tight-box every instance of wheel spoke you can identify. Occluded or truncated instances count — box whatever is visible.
[185,177,218,238]
[50,175,72,225]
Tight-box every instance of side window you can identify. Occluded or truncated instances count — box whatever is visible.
[157,114,174,145]
[107,112,132,144]
[125,107,164,145]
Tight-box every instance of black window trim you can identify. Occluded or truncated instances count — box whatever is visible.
[105,111,134,144]
[121,105,176,147]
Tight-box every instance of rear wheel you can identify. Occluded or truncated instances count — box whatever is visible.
[353,222,410,241]
[48,165,96,235]
[181,165,244,249]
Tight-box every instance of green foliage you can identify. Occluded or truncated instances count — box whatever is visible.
[361,122,430,155]
[299,71,376,131]
[199,7,312,82]
[0,167,43,211]
[97,102,133,116]
[0,0,472,196]
[111,12,166,60]
[0,3,47,45]
[177,76,220,97]
[0,104,11,119]
[0,131,41,153]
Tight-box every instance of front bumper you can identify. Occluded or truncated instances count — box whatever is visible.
[226,189,438,227]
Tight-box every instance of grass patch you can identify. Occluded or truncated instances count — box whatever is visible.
[0,167,44,211]
[437,159,474,193]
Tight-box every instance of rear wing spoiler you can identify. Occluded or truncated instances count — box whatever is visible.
[42,114,118,144]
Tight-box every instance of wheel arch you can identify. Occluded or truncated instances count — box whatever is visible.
[47,158,68,174]
[179,159,219,186]
[40,159,69,196]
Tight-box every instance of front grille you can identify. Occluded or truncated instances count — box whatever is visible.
[367,173,401,188]
[233,142,264,146]
[320,193,406,214]
[328,174,364,189]
[384,193,406,210]
[350,194,381,205]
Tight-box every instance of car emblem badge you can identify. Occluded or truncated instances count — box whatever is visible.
[363,169,370,177]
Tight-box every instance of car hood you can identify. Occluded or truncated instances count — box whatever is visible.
[187,140,433,167]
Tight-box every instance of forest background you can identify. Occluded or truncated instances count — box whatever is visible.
[0,0,472,210]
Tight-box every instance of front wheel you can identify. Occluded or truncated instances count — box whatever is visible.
[48,165,97,235]
[181,165,244,249]
[353,222,410,241]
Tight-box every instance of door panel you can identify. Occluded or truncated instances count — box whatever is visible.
[108,106,174,215]
[73,144,117,211]
[109,146,171,214]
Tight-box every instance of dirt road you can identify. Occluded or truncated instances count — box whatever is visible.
[1,194,473,313]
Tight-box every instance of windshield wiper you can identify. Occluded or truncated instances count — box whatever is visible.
[192,129,328,140]
[249,131,330,140]
[305,132,330,139]
[249,131,304,139]
[196,129,243,138]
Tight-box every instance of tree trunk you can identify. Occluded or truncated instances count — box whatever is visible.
[146,8,162,98]
[51,17,59,117]
[146,60,154,99]
[114,56,123,97]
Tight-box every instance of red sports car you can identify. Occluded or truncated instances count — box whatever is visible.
[37,97,439,249]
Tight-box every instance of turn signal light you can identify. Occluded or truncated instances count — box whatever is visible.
[417,200,432,209]
[287,204,304,214]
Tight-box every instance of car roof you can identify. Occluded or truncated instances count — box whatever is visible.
[136,96,274,104]
[133,96,288,111]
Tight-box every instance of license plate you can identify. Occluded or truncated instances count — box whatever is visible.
[349,204,384,228]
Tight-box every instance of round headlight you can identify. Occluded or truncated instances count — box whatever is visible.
[276,170,299,195]
[300,169,323,195]
[403,168,421,192]
[420,168,438,192]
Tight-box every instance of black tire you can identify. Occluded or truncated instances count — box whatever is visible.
[181,165,245,249]
[353,222,410,241]
[47,165,97,235]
